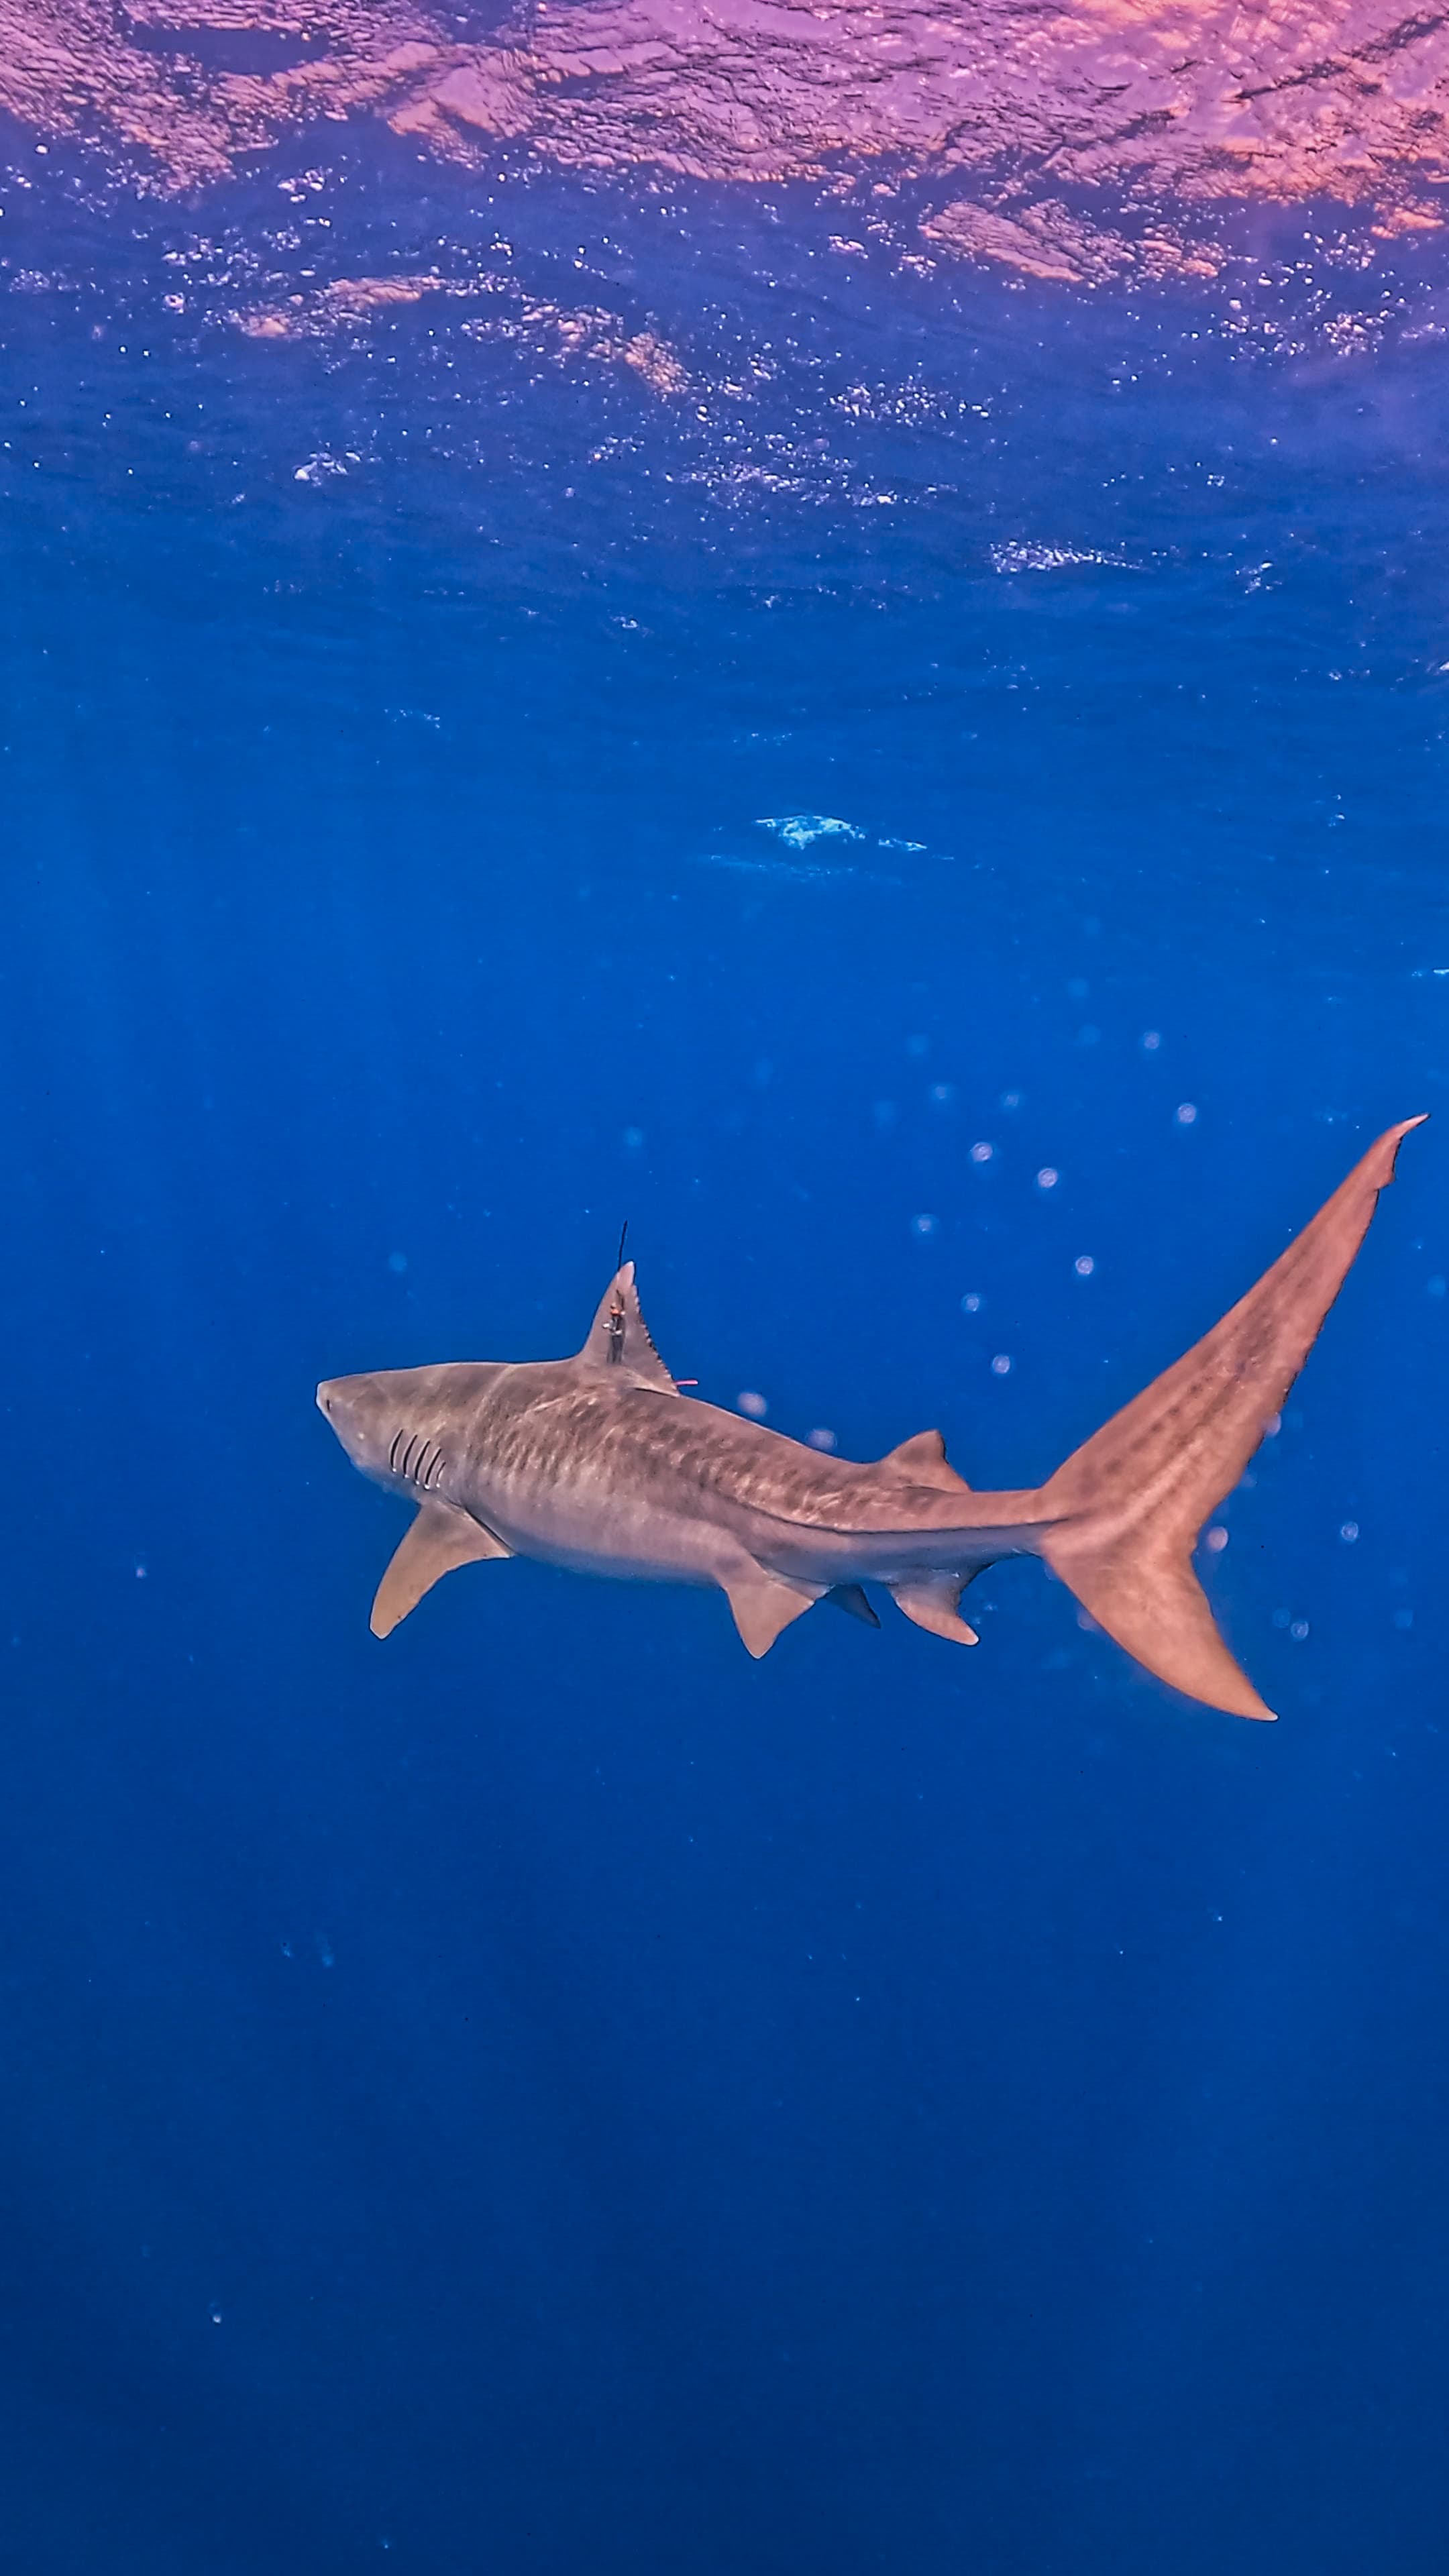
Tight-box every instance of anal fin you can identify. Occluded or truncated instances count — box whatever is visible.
[372,1503,513,1639]
[890,1574,979,1647]
[722,1565,823,1658]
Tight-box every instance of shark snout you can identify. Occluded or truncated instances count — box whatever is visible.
[317,1379,362,1451]
[317,1370,398,1475]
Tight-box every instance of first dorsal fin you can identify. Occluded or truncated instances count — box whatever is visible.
[881,1428,972,1493]
[578,1260,679,1393]
[371,1503,513,1639]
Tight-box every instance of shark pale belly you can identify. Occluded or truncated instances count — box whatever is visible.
[319,1118,1424,1719]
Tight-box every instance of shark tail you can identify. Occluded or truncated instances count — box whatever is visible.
[1034,1117,1426,1720]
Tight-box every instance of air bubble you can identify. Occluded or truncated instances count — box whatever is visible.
[1142,1031,1161,1051]
[806,1428,837,1451]
[961,1293,983,1313]
[1036,1167,1059,1189]
[1205,1526,1229,1553]
[990,1354,1012,1376]
[969,1141,994,1165]
[1340,1521,1359,1544]
[1175,1102,1198,1126]
[739,1391,768,1419]
[1073,1256,1095,1277]
[912,1213,939,1237]
[1290,1619,1310,1641]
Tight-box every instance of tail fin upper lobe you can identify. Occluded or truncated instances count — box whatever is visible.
[1036,1118,1426,1719]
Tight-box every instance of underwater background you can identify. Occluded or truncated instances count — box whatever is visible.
[4,76,1449,2576]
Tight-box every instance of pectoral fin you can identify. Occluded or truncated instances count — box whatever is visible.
[371,1504,513,1639]
[890,1575,979,1646]
[722,1565,823,1657]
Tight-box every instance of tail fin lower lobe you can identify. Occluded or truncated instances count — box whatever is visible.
[1037,1118,1425,1719]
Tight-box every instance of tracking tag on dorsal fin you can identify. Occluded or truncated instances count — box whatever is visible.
[881,1428,973,1493]
[578,1260,679,1393]
[371,1503,513,1639]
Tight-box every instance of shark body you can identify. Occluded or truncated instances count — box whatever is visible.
[319,1118,1424,1719]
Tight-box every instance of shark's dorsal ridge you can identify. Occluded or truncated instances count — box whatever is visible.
[578,1260,679,1393]
[881,1428,972,1493]
[371,1503,513,1638]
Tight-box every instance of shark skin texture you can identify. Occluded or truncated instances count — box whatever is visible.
[319,1117,1424,1721]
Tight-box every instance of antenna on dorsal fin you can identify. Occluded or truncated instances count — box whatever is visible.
[577,1259,679,1394]
[880,1428,973,1493]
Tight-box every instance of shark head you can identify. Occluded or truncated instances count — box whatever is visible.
[317,1361,509,1496]
[317,1368,417,1483]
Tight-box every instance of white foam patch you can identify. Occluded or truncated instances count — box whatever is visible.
[989,541,1132,574]
[755,814,865,849]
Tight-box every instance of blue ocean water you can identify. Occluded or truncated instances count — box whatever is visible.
[3,137,1449,2573]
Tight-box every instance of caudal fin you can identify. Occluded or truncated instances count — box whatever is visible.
[1037,1117,1426,1719]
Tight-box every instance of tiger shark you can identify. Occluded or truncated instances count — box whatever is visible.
[318,1118,1424,1720]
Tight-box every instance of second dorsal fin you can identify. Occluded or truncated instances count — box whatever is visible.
[881,1428,973,1493]
[576,1260,679,1393]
